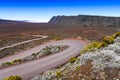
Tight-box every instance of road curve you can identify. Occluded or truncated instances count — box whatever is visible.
[0,39,87,80]
[0,35,48,51]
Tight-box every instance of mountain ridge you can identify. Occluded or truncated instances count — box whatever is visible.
[49,15,120,27]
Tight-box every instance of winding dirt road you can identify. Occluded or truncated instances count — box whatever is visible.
[0,39,87,80]
[0,35,48,51]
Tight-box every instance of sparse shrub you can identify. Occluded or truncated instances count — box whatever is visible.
[81,41,108,54]
[13,59,22,64]
[56,69,62,77]
[54,37,61,41]
[3,76,22,80]
[87,42,99,49]
[114,32,120,38]
[81,32,120,57]
[0,62,12,67]
[81,47,90,54]
[101,42,108,47]
[96,42,108,49]
[102,36,114,44]
[44,48,51,55]
[90,42,103,49]
[1,59,22,67]
[83,42,102,51]
[5,62,12,65]
[96,42,103,49]
[69,57,77,63]
[75,66,81,70]
[90,42,99,47]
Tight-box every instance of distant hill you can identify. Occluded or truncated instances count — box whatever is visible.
[0,17,117,41]
[0,19,29,23]
[0,18,66,38]
[49,15,120,27]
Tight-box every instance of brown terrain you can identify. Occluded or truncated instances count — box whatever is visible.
[62,62,120,80]
[0,16,118,60]
[1,15,120,39]
[0,21,117,41]
[0,15,120,80]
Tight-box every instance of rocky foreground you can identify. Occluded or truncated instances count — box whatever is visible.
[31,35,120,80]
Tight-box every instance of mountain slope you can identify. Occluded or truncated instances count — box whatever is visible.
[49,15,120,27]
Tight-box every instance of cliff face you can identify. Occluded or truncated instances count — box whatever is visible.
[49,15,120,27]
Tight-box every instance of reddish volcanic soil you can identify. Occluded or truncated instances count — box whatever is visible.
[0,22,117,41]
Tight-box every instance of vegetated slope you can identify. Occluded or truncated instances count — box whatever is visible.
[49,15,120,27]
[31,32,120,80]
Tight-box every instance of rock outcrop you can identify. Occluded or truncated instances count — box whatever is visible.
[49,15,120,27]
[31,34,120,80]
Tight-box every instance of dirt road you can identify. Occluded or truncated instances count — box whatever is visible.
[0,35,48,51]
[0,39,87,80]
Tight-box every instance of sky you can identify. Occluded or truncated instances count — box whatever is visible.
[0,0,120,22]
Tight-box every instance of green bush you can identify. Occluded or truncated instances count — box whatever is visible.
[96,42,108,49]
[101,42,108,47]
[3,76,22,80]
[81,32,120,54]
[90,42,102,49]
[95,42,103,49]
[56,69,62,77]
[102,36,114,44]
[54,37,61,41]
[13,59,22,64]
[81,41,108,54]
[114,32,120,38]
[75,66,81,70]
[85,42,102,50]
[5,62,12,65]
[69,57,77,63]
[1,59,23,67]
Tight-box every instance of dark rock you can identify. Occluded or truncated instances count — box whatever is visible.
[49,15,120,27]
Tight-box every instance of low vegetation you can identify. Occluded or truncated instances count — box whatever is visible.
[3,76,22,80]
[114,32,120,38]
[53,37,62,41]
[0,59,22,67]
[31,32,120,80]
[0,45,68,68]
[23,45,68,61]
[81,32,120,54]
[2,32,120,80]
[0,37,53,59]
[102,36,114,44]
[0,35,66,59]
[56,69,62,77]
[69,57,77,63]
[0,34,41,48]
